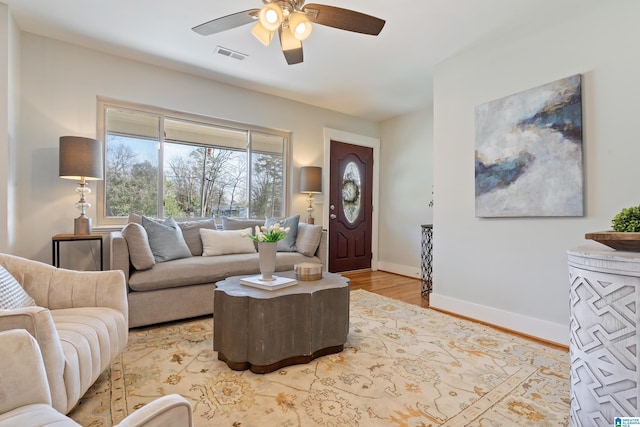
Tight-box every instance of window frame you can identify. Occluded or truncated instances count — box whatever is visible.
[96,97,291,227]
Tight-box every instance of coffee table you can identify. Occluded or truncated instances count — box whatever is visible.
[213,271,349,374]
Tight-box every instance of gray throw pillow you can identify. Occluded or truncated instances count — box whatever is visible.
[222,217,265,233]
[122,222,155,271]
[178,218,218,256]
[296,223,323,257]
[265,214,300,252]
[141,216,192,263]
[0,265,36,309]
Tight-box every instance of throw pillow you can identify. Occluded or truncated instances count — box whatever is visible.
[178,218,218,256]
[265,214,300,252]
[221,217,265,233]
[0,265,36,309]
[121,222,155,271]
[200,228,257,256]
[141,216,192,263]
[296,223,323,257]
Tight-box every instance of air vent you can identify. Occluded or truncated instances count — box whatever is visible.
[215,46,248,61]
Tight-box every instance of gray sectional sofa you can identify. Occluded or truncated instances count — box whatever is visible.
[110,215,326,328]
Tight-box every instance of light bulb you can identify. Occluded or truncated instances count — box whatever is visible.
[288,12,312,41]
[259,4,283,31]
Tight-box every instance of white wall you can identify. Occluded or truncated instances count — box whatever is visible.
[378,108,433,278]
[13,33,379,264]
[432,0,640,345]
[0,5,19,253]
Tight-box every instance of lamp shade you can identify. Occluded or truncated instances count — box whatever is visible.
[289,12,312,41]
[300,166,322,193]
[59,136,103,180]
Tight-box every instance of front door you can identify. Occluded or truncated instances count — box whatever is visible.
[328,140,373,272]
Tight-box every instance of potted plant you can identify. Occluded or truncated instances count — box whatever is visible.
[586,204,640,251]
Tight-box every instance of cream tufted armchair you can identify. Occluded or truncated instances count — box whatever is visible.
[0,329,193,426]
[0,253,128,414]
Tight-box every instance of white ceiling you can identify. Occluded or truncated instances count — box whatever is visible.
[5,0,587,121]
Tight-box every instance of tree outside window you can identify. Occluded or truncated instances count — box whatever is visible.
[100,104,287,223]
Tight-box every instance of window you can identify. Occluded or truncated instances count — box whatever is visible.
[97,99,289,225]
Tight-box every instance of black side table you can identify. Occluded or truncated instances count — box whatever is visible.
[52,234,104,271]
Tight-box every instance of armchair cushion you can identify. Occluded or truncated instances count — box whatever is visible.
[0,329,194,427]
[0,265,36,309]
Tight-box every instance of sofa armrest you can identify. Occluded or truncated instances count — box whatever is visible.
[0,307,67,412]
[316,230,327,270]
[0,330,52,415]
[110,231,131,284]
[115,394,194,427]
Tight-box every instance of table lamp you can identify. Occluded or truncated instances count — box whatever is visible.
[59,136,104,235]
[300,166,322,224]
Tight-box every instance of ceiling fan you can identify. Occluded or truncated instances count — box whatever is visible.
[192,0,386,65]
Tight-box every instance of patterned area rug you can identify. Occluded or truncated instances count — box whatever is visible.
[69,289,569,426]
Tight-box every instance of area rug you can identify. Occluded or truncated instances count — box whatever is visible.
[69,289,569,426]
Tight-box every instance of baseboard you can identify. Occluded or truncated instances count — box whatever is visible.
[377,261,420,279]
[429,293,569,347]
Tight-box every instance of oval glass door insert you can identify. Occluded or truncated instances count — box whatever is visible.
[342,161,361,223]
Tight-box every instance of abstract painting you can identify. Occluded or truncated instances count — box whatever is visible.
[475,74,583,217]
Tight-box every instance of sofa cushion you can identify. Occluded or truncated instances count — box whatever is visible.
[128,251,322,292]
[265,215,300,252]
[0,265,36,309]
[200,228,256,256]
[121,223,155,271]
[296,223,323,257]
[178,218,218,256]
[142,216,192,263]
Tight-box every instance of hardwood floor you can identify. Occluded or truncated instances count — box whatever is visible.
[343,270,429,309]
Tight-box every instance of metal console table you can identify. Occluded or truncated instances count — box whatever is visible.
[420,224,433,304]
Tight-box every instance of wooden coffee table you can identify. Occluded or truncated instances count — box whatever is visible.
[213,271,349,374]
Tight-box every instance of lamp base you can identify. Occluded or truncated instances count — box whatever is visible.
[74,214,92,235]
[306,216,315,225]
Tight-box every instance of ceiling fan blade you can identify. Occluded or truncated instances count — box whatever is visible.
[303,4,385,36]
[192,9,260,36]
[278,27,304,65]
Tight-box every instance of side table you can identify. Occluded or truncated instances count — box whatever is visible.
[214,271,350,374]
[568,245,640,424]
[52,234,104,271]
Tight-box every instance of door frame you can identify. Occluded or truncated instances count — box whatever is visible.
[323,127,380,271]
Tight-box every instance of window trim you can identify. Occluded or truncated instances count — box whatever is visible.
[96,97,291,226]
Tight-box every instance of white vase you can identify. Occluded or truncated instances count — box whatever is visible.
[258,241,277,281]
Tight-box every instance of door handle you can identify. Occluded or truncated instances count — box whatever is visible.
[330,214,337,220]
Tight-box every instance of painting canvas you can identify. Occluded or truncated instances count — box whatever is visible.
[475,74,583,217]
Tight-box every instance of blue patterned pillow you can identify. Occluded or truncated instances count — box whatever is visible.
[141,216,192,263]
[0,265,36,309]
[265,214,300,252]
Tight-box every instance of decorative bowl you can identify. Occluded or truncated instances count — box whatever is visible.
[294,263,323,281]
[585,231,640,252]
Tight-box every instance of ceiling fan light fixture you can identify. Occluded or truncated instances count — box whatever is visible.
[288,12,312,40]
[280,26,299,52]
[251,22,274,46]
[259,3,283,31]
